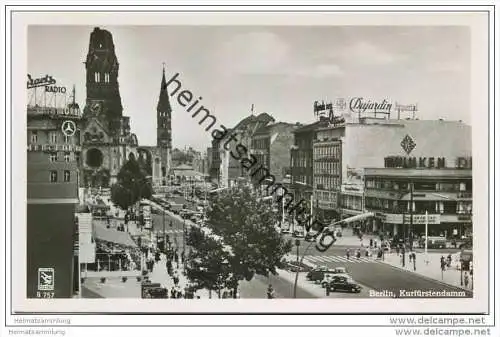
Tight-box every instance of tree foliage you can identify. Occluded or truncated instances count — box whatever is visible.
[110,156,152,210]
[202,186,293,296]
[184,226,231,297]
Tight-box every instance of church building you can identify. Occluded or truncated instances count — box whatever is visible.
[79,27,172,188]
[80,27,139,187]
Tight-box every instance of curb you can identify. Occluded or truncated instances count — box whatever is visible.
[373,259,473,294]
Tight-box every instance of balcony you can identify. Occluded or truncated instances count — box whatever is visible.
[27,144,82,152]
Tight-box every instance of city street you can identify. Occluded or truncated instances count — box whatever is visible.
[288,236,472,298]
[147,197,371,298]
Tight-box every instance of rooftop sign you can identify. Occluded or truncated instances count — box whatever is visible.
[27,74,56,89]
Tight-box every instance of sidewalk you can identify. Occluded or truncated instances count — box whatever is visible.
[147,252,212,298]
[381,251,473,291]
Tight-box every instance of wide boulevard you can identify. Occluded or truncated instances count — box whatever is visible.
[149,194,471,299]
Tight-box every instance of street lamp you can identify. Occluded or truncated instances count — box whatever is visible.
[292,239,301,298]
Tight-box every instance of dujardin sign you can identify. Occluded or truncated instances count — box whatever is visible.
[27,74,66,93]
[349,97,392,115]
[314,97,419,119]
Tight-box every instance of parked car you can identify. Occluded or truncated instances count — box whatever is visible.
[284,260,313,273]
[327,275,362,293]
[306,266,332,282]
[320,267,348,287]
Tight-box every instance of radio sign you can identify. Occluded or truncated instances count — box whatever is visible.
[45,85,67,94]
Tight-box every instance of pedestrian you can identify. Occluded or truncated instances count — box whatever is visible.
[412,252,417,271]
[267,284,275,299]
[369,238,373,248]
[346,248,350,260]
[464,272,469,288]
[356,249,361,260]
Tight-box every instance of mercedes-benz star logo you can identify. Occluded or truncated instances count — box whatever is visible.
[61,120,76,137]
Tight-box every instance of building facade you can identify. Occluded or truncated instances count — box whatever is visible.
[337,118,472,238]
[209,113,275,187]
[251,122,299,185]
[312,118,345,221]
[363,165,473,240]
[27,93,82,298]
[290,121,320,202]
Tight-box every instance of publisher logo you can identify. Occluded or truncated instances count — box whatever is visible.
[37,268,55,291]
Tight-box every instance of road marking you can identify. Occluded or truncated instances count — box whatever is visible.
[297,255,376,264]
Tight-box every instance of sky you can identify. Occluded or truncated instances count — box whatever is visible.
[28,25,470,152]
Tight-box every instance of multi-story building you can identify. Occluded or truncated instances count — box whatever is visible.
[27,87,82,298]
[337,118,472,238]
[209,113,274,187]
[363,162,473,240]
[312,117,345,221]
[290,120,322,203]
[251,122,299,186]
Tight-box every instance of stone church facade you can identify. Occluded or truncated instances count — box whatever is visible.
[80,27,171,188]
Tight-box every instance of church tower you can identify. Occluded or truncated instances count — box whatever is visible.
[83,27,123,136]
[157,64,173,184]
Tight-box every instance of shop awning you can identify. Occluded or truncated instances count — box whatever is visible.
[93,223,137,248]
[399,192,458,201]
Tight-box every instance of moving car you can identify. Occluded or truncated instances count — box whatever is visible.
[320,267,348,287]
[306,266,332,282]
[426,236,447,249]
[326,275,362,293]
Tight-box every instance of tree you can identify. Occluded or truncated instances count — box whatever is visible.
[110,155,153,210]
[205,186,293,298]
[184,226,232,298]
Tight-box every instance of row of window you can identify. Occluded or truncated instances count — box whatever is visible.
[315,190,338,203]
[341,195,363,211]
[365,179,471,192]
[291,156,311,168]
[252,138,269,150]
[364,197,473,214]
[313,145,341,159]
[30,131,74,144]
[313,161,340,176]
[49,152,80,163]
[50,170,72,183]
[314,176,340,191]
[94,72,111,83]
